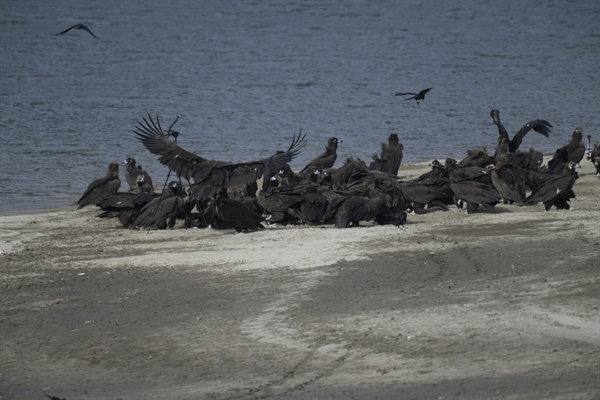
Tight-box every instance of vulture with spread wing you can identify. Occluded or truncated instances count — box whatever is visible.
[490,109,552,156]
[134,114,307,202]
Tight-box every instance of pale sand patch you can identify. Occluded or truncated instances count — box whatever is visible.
[1,161,598,400]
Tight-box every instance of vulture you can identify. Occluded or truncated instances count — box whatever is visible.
[370,133,404,175]
[451,181,502,213]
[525,167,578,211]
[77,162,121,209]
[129,181,187,230]
[548,127,585,171]
[211,189,265,233]
[124,157,153,192]
[300,137,341,172]
[490,109,552,155]
[591,143,600,175]
[134,114,306,202]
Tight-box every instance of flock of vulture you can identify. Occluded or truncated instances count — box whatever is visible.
[76,110,600,233]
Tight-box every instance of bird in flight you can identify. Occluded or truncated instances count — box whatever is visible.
[395,87,433,105]
[56,23,98,39]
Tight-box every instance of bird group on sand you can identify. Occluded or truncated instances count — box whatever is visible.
[76,110,594,233]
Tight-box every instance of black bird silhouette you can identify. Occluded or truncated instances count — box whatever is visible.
[134,114,307,202]
[395,87,433,104]
[300,137,341,172]
[490,109,552,156]
[547,127,585,172]
[45,394,66,400]
[56,23,98,39]
[77,162,121,209]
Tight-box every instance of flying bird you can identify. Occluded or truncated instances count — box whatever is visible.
[56,23,98,39]
[395,87,433,104]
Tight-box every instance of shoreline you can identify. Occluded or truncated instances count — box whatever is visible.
[1,160,599,399]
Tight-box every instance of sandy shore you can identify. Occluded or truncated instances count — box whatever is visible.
[1,161,599,400]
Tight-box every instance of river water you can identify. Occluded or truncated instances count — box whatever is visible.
[1,0,598,212]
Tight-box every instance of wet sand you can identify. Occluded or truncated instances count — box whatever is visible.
[1,161,599,400]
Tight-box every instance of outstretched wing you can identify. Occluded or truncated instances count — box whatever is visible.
[510,119,552,152]
[491,109,511,153]
[189,130,308,201]
[418,87,433,96]
[80,24,98,38]
[395,92,417,96]
[134,114,208,181]
[136,114,307,200]
[56,25,76,36]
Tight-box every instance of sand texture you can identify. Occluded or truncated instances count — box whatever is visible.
[1,161,599,400]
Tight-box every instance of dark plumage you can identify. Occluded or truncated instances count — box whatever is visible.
[548,127,585,171]
[347,169,407,214]
[508,148,545,170]
[591,143,600,175]
[258,190,304,224]
[97,184,157,227]
[328,157,368,189]
[324,195,381,228]
[400,181,452,214]
[375,211,407,227]
[45,394,66,400]
[370,133,404,175]
[445,158,491,185]
[457,148,492,168]
[124,157,153,192]
[134,114,306,202]
[413,160,450,183]
[451,181,502,213]
[129,181,187,229]
[490,163,527,205]
[301,137,341,172]
[297,188,327,224]
[77,162,121,209]
[395,87,433,104]
[490,109,552,155]
[525,167,578,211]
[56,23,97,38]
[212,190,264,233]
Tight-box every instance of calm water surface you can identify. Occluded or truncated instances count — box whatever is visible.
[1,0,599,212]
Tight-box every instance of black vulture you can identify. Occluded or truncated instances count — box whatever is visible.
[490,165,527,205]
[77,162,121,209]
[370,133,404,175]
[400,181,452,214]
[525,167,578,211]
[457,148,492,168]
[451,181,502,213]
[258,190,304,224]
[129,181,187,230]
[212,190,264,233]
[490,109,552,155]
[134,114,306,202]
[286,186,328,225]
[97,184,157,227]
[592,143,600,175]
[323,195,378,228]
[548,127,585,171]
[445,158,492,185]
[124,157,153,192]
[300,137,341,172]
